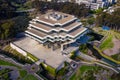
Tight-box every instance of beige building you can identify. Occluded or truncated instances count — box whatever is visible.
[11,11,88,70]
[25,11,88,51]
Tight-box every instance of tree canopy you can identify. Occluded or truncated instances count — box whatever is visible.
[0,0,16,19]
[0,16,30,40]
[96,8,120,31]
[32,1,90,17]
[0,0,30,40]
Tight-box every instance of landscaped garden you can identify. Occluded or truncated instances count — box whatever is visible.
[19,68,38,80]
[93,27,120,51]
[70,65,110,80]
[24,74,38,80]
[19,70,27,78]
[93,27,120,62]
[99,31,114,51]
[0,59,38,80]
[0,68,12,80]
[0,45,39,80]
[1,45,33,64]
[0,59,20,68]
[3,45,39,63]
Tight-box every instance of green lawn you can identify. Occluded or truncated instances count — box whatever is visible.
[70,74,76,80]
[93,27,114,51]
[24,74,38,80]
[100,35,114,51]
[70,65,100,80]
[27,53,39,62]
[93,27,120,51]
[79,65,99,74]
[0,59,20,68]
[0,58,38,80]
[93,27,120,63]
[19,70,27,78]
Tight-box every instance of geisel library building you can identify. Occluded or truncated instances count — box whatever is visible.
[26,11,87,51]
[10,10,88,70]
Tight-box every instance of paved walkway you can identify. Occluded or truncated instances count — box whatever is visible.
[0,55,43,80]
[23,64,39,74]
[77,51,120,73]
[0,55,24,67]
[0,65,20,80]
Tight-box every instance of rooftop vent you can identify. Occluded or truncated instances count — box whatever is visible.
[45,12,63,21]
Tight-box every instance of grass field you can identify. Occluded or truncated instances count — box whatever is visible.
[19,69,39,80]
[70,65,100,80]
[93,27,120,51]
[92,27,120,63]
[19,70,27,78]
[24,74,38,80]
[0,59,20,68]
[100,34,114,51]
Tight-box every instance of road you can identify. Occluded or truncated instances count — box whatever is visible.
[15,8,35,13]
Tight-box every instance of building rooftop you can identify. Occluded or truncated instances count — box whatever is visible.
[36,11,76,26]
[26,25,87,39]
[26,28,47,38]
[30,21,82,32]
[69,26,87,37]
[30,22,52,31]
[26,11,88,43]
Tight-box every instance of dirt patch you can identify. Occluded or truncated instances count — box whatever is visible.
[103,38,120,56]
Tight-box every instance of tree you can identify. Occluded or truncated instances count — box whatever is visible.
[0,0,15,19]
[32,0,46,13]
[87,17,95,25]
[0,20,14,40]
[81,70,96,80]
[32,1,90,17]
[95,8,120,31]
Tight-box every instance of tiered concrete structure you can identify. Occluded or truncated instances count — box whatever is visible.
[10,11,88,70]
[25,11,87,51]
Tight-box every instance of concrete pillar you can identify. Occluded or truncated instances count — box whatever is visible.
[52,44,54,51]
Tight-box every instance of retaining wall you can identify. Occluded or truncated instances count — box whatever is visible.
[10,43,27,56]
